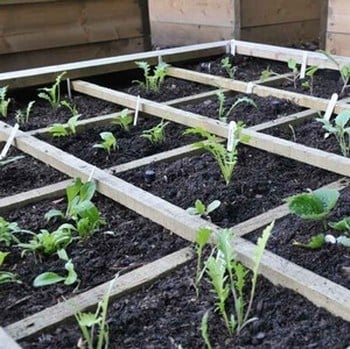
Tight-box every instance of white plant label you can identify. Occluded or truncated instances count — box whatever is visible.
[66,78,72,99]
[158,54,163,65]
[230,39,236,56]
[246,82,255,94]
[300,52,308,79]
[88,166,96,182]
[324,93,338,122]
[227,121,236,152]
[0,123,19,160]
[134,95,141,126]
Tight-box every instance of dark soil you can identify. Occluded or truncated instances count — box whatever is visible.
[1,194,187,326]
[117,146,340,228]
[21,260,350,349]
[39,117,201,169]
[0,146,67,198]
[264,117,345,157]
[246,186,350,290]
[179,92,303,126]
[5,91,120,131]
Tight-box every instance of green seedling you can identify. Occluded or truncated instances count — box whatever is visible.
[61,100,79,116]
[320,50,350,94]
[75,276,117,349]
[15,101,35,125]
[220,57,236,79]
[93,132,118,155]
[141,120,169,145]
[45,178,105,239]
[187,199,221,219]
[0,155,25,168]
[133,61,169,93]
[0,217,21,246]
[285,188,340,230]
[316,110,350,157]
[203,222,273,335]
[111,108,133,132]
[329,217,350,232]
[260,67,278,81]
[184,123,249,185]
[301,65,319,95]
[18,223,74,256]
[0,251,21,285]
[48,114,80,137]
[201,310,213,349]
[33,249,78,287]
[38,72,66,110]
[194,227,213,296]
[292,233,325,250]
[216,90,257,122]
[0,86,11,118]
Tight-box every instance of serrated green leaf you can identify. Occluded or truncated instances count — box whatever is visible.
[329,217,350,231]
[194,199,206,215]
[195,227,212,247]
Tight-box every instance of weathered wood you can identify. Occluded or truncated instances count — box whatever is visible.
[166,67,350,114]
[5,247,194,340]
[71,80,350,178]
[0,328,21,349]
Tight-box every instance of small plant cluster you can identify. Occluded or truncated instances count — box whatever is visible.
[195,222,273,345]
[0,178,105,288]
[184,123,249,185]
[260,58,319,94]
[216,90,257,123]
[220,57,236,79]
[133,61,169,93]
[316,110,350,158]
[286,188,350,249]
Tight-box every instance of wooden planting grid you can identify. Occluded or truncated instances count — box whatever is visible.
[1,39,350,346]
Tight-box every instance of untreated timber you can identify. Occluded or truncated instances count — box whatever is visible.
[166,67,350,115]
[5,247,194,340]
[71,80,350,178]
[0,328,21,349]
[1,122,350,324]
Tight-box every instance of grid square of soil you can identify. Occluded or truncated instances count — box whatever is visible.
[178,92,303,126]
[180,54,347,99]
[116,146,340,228]
[4,90,121,131]
[245,185,350,290]
[263,116,348,157]
[1,194,187,326]
[38,117,202,169]
[20,260,350,349]
[0,145,67,198]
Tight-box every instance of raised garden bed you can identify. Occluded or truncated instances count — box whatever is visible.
[1,40,350,348]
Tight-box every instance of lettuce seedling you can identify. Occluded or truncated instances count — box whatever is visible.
[45,178,105,239]
[316,110,350,157]
[204,222,273,335]
[33,249,78,287]
[285,188,340,229]
[187,199,221,219]
[220,57,236,79]
[15,100,35,125]
[133,61,169,92]
[48,114,80,137]
[17,223,74,256]
[0,251,21,285]
[111,108,133,132]
[141,120,169,145]
[75,275,117,349]
[38,72,66,110]
[0,86,10,118]
[216,90,257,122]
[184,123,249,185]
[93,132,118,155]
[292,233,325,249]
[0,217,22,246]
